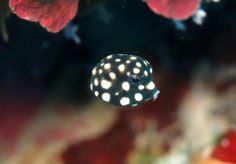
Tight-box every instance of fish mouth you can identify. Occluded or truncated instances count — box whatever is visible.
[153,89,160,101]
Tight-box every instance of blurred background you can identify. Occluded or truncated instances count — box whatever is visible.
[0,0,236,163]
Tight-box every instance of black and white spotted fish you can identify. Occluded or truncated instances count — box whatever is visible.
[90,54,160,107]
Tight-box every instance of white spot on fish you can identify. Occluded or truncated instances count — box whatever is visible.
[109,72,116,80]
[130,56,137,60]
[90,83,93,90]
[101,79,112,89]
[146,81,155,90]
[144,70,148,76]
[104,63,111,69]
[126,60,131,64]
[107,55,112,59]
[122,81,130,91]
[95,91,99,96]
[92,68,96,75]
[138,85,144,90]
[135,93,143,101]
[120,97,130,105]
[150,68,153,73]
[118,64,125,72]
[115,58,121,62]
[94,78,99,86]
[136,62,141,67]
[99,69,103,74]
[102,93,111,102]
[133,68,140,74]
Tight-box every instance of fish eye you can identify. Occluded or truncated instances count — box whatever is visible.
[129,74,141,85]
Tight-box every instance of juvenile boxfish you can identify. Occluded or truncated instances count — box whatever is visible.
[90,54,160,107]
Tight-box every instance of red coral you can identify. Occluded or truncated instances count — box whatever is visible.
[211,130,236,163]
[146,0,201,20]
[9,0,79,32]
